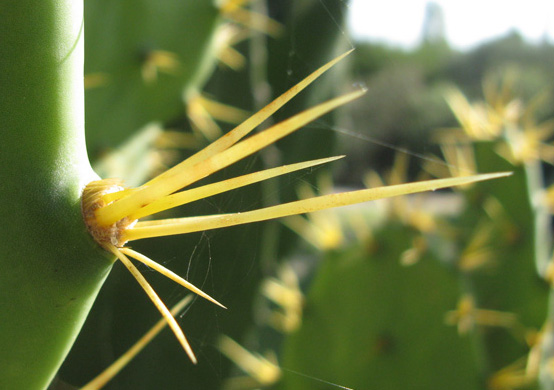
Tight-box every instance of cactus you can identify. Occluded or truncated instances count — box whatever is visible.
[83,0,220,156]
[60,2,359,388]
[438,71,553,387]
[1,1,515,390]
[0,2,113,389]
[253,68,552,390]
[280,224,483,390]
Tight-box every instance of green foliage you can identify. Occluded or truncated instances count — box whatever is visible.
[83,0,219,158]
[280,224,483,390]
[268,53,554,390]
[6,1,554,390]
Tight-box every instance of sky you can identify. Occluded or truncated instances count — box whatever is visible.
[347,0,554,50]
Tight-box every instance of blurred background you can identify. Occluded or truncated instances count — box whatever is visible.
[54,1,554,389]
[342,0,554,183]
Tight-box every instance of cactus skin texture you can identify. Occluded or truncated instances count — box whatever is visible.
[278,224,483,390]
[0,1,114,389]
[273,77,553,389]
[439,78,553,387]
[83,0,220,158]
[462,143,549,375]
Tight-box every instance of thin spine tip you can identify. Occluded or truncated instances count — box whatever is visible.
[466,171,513,182]
[108,245,197,364]
[120,247,227,310]
[122,171,516,242]
[492,171,513,178]
[325,155,346,163]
